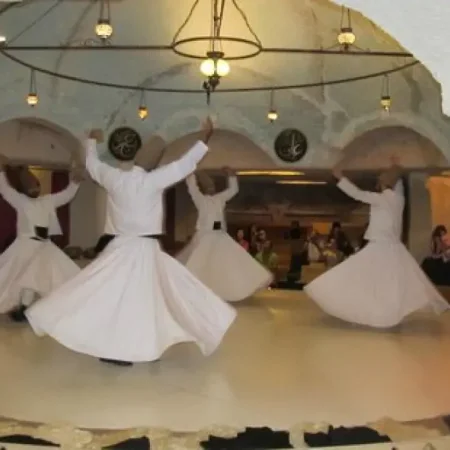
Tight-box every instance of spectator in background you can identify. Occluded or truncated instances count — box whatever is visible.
[285,220,308,282]
[256,239,279,285]
[328,221,354,258]
[235,228,249,251]
[421,225,450,285]
[248,223,259,256]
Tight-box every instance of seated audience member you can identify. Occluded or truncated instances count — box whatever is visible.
[235,228,249,251]
[256,240,279,285]
[422,225,450,285]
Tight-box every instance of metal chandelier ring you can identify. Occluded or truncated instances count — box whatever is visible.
[0,50,419,93]
[171,36,262,60]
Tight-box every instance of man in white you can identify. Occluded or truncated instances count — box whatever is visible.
[0,160,82,320]
[304,157,449,328]
[26,119,237,366]
[178,169,272,301]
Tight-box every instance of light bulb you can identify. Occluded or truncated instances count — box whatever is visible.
[216,59,230,77]
[337,27,356,46]
[200,58,215,77]
[138,106,148,120]
[27,93,38,107]
[267,110,278,122]
[95,19,113,39]
[0,35,6,44]
[380,95,391,111]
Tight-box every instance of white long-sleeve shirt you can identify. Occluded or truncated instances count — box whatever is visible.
[187,174,238,232]
[337,177,404,242]
[0,172,79,237]
[85,139,208,236]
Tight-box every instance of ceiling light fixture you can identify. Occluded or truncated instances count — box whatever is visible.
[237,170,304,176]
[95,0,113,41]
[380,74,391,112]
[267,90,278,123]
[337,7,356,51]
[26,69,38,107]
[276,180,327,185]
[138,90,148,120]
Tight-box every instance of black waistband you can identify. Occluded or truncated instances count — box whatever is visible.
[213,221,222,230]
[94,234,162,255]
[31,226,49,241]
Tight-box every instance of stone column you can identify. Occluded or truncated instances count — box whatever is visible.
[408,172,432,262]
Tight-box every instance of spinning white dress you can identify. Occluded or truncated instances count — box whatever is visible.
[304,177,449,328]
[0,173,80,314]
[177,175,272,302]
[26,139,236,362]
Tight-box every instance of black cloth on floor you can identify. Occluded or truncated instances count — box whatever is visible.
[105,436,150,450]
[0,434,58,446]
[304,426,391,447]
[201,427,292,450]
[8,305,28,322]
[100,358,133,367]
[421,257,450,286]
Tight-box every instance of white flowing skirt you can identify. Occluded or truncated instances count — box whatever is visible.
[304,240,449,328]
[178,230,273,302]
[26,236,237,362]
[0,237,80,314]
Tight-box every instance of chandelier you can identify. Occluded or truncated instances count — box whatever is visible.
[0,0,418,118]
[171,0,262,99]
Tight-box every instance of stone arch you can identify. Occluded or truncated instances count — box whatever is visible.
[335,111,450,163]
[154,128,275,169]
[338,125,446,169]
[0,117,80,166]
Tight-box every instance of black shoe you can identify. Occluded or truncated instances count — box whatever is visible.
[99,358,133,366]
[8,306,28,323]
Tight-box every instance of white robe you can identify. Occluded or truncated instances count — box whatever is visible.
[177,175,272,302]
[26,139,236,362]
[304,177,449,328]
[0,173,80,313]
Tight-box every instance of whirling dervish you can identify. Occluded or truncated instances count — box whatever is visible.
[0,158,82,320]
[26,119,237,366]
[304,157,449,328]
[178,168,272,302]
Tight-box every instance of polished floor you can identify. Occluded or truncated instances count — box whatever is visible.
[1,290,450,432]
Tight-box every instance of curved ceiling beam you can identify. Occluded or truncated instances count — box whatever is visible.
[0,50,419,93]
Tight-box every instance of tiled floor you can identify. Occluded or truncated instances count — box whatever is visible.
[0,290,450,432]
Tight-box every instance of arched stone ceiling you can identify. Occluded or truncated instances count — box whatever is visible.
[0,0,449,168]
[330,1,450,116]
[156,129,275,169]
[339,126,447,170]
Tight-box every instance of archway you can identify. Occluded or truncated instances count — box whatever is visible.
[156,128,275,169]
[338,126,447,169]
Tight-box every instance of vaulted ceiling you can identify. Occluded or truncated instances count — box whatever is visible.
[0,0,449,167]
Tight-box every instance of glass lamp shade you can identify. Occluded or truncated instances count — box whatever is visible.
[138,106,148,120]
[95,19,113,39]
[200,58,216,77]
[27,93,38,107]
[380,95,391,111]
[267,110,278,122]
[200,58,230,77]
[216,59,230,77]
[337,27,356,46]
